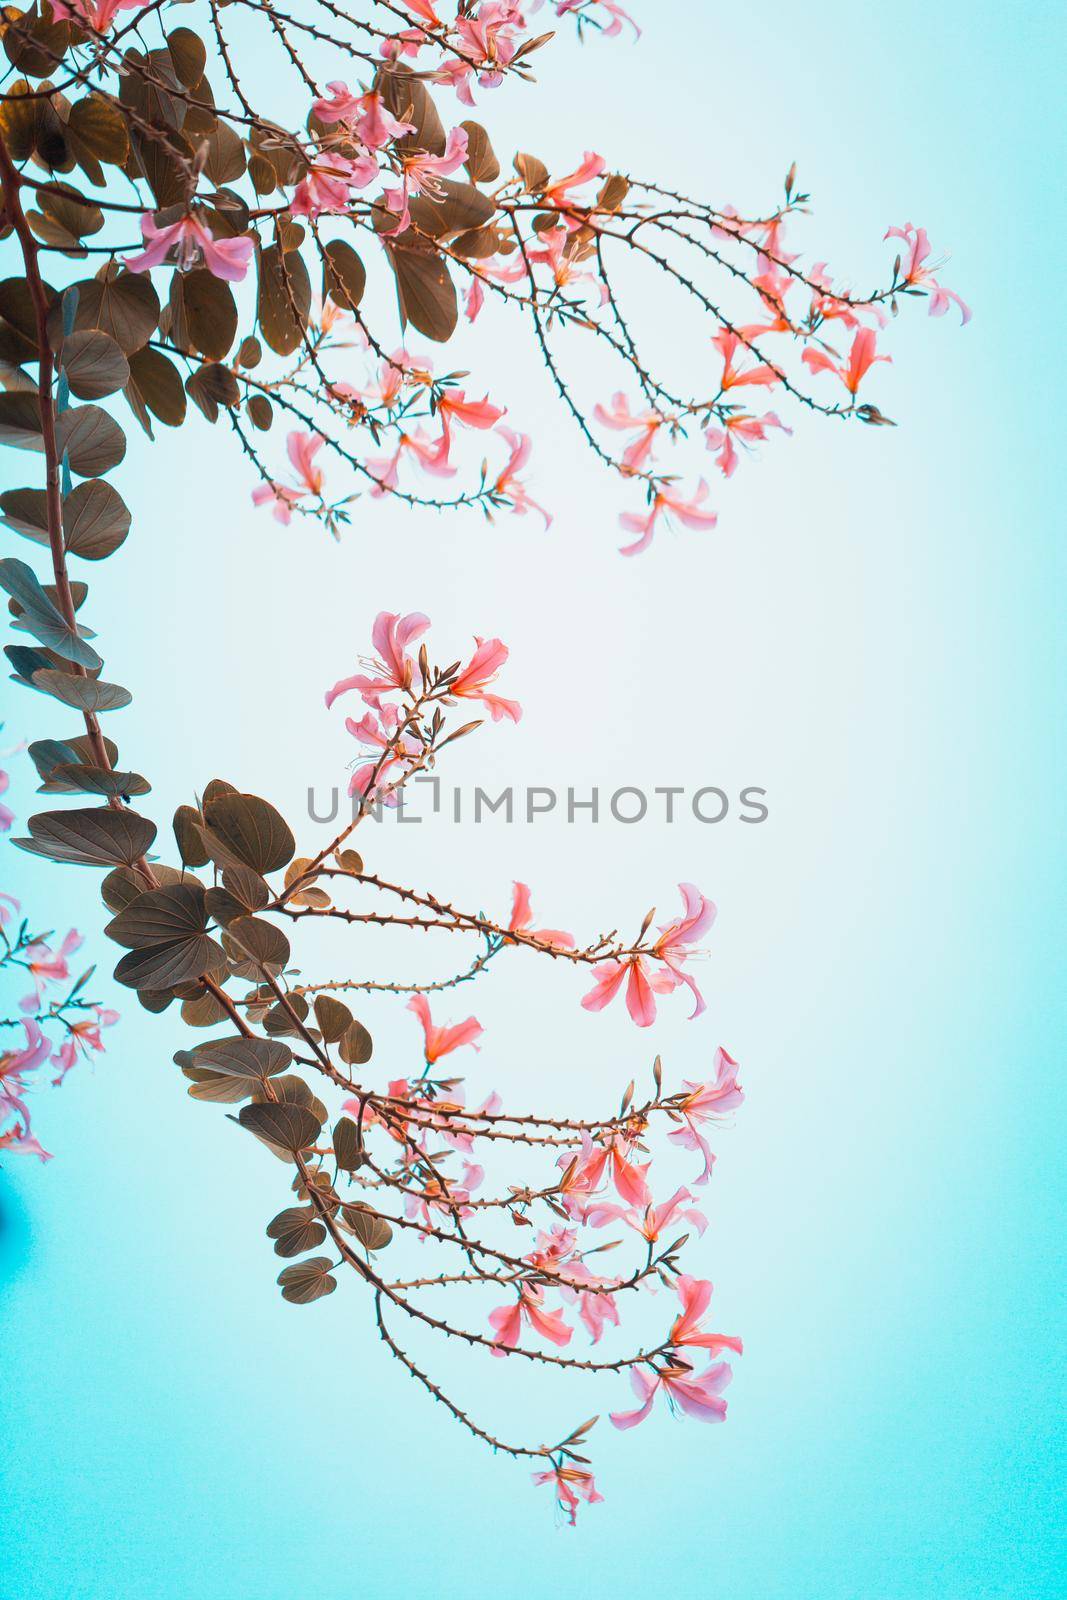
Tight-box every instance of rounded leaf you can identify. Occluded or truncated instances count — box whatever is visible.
[15,807,156,867]
[105,882,208,949]
[239,1100,323,1154]
[59,330,129,399]
[62,480,131,560]
[113,933,226,990]
[56,405,126,477]
[277,1256,336,1304]
[201,792,295,874]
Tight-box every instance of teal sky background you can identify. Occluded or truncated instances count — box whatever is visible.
[1,2,1064,1596]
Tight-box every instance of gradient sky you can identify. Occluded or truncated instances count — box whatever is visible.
[1,3,1063,1596]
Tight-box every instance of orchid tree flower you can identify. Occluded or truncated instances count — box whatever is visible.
[581,883,716,1026]
[0,766,13,832]
[1,1019,51,1123]
[554,0,640,40]
[489,1283,573,1351]
[49,0,143,30]
[507,882,575,948]
[542,151,607,211]
[435,389,506,444]
[455,5,525,80]
[558,1130,651,1211]
[713,328,780,391]
[383,126,470,235]
[448,637,522,723]
[585,1184,708,1242]
[617,479,718,556]
[252,431,327,524]
[290,153,376,220]
[594,392,666,473]
[311,84,415,150]
[670,1276,744,1358]
[531,1463,604,1526]
[343,706,421,802]
[50,1008,119,1084]
[526,227,608,302]
[367,428,456,494]
[609,1357,733,1429]
[801,326,890,395]
[666,1047,745,1184]
[325,609,430,710]
[491,428,551,526]
[705,410,791,478]
[21,929,83,1006]
[885,223,971,323]
[125,214,255,282]
[407,993,483,1066]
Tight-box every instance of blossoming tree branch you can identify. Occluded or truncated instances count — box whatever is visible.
[0,0,964,1524]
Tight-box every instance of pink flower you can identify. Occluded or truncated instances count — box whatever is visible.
[650,882,717,1020]
[885,223,971,324]
[454,4,525,83]
[555,0,638,38]
[572,1285,620,1343]
[559,1131,650,1211]
[667,1046,744,1184]
[366,427,455,494]
[287,430,326,494]
[542,151,607,209]
[610,1359,733,1429]
[0,766,13,832]
[581,958,664,1027]
[618,480,718,557]
[250,483,302,525]
[51,1007,119,1086]
[407,993,482,1065]
[252,431,327,523]
[581,883,715,1026]
[802,326,890,395]
[383,126,470,235]
[531,1463,604,1525]
[23,929,83,1005]
[435,389,505,443]
[705,410,791,478]
[1,1020,53,1161]
[527,227,607,302]
[325,609,431,711]
[585,1184,707,1242]
[594,392,664,473]
[489,1284,572,1351]
[343,705,419,804]
[464,278,486,322]
[49,0,141,29]
[312,84,415,150]
[492,428,551,526]
[713,328,779,391]
[125,214,254,282]
[670,1275,744,1357]
[508,882,574,949]
[291,153,375,220]
[448,637,522,723]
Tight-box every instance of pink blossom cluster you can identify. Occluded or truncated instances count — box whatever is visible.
[324,608,522,801]
[250,326,544,527]
[588,217,970,554]
[588,223,970,554]
[341,997,743,1524]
